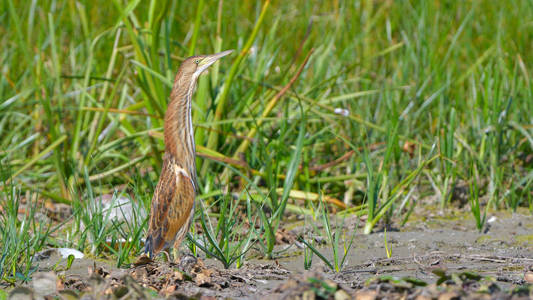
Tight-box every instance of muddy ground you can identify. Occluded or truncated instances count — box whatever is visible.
[4,208,533,299]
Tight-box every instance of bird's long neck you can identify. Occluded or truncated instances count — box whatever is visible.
[164,73,198,190]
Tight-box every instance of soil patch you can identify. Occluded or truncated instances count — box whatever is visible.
[4,209,533,299]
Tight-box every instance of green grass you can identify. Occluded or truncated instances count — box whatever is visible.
[1,0,532,279]
[0,169,56,282]
[300,197,357,272]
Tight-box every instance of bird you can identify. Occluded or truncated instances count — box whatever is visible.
[144,50,233,259]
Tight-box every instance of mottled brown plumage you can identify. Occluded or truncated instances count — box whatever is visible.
[145,50,233,258]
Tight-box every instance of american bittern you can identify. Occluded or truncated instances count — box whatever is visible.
[145,50,233,258]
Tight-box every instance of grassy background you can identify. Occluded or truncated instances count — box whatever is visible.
[1,0,532,281]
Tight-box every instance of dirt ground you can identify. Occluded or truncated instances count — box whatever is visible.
[5,208,533,299]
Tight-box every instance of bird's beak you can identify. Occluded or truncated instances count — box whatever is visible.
[197,50,234,74]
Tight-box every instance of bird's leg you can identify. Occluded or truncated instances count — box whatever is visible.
[171,246,180,263]
[171,240,198,268]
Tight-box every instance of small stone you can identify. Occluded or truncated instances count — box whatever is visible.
[32,272,57,297]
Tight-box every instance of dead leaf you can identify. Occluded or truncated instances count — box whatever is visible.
[56,275,65,292]
[199,267,213,278]
[402,140,416,158]
[173,271,184,281]
[195,273,211,286]
[161,284,176,295]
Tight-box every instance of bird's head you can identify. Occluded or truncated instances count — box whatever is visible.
[179,50,234,80]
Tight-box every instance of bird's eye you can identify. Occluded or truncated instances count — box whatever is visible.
[194,59,200,64]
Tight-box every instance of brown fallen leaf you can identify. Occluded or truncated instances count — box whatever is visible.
[402,140,416,158]
[173,271,184,281]
[195,273,211,286]
[161,284,176,295]
[56,274,65,292]
[198,267,213,278]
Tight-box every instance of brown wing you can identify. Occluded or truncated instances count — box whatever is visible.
[145,156,195,257]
